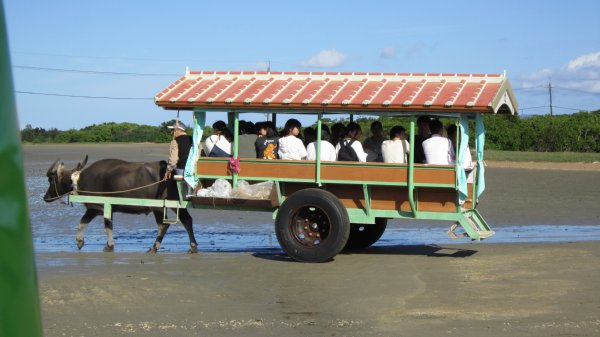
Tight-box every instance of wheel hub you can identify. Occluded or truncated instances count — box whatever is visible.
[290,206,330,247]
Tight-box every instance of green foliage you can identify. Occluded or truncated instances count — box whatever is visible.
[21,110,600,152]
[21,122,174,143]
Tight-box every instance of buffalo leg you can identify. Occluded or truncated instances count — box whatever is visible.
[147,210,171,253]
[76,209,100,250]
[179,209,198,254]
[103,217,115,252]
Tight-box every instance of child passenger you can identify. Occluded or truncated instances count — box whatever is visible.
[306,124,336,161]
[336,122,368,162]
[363,120,386,162]
[204,120,232,157]
[381,125,410,164]
[278,118,307,160]
[255,121,279,159]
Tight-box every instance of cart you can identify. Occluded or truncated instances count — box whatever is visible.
[70,70,518,262]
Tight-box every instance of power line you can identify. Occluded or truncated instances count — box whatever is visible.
[520,105,548,110]
[552,86,600,95]
[15,90,152,100]
[14,65,178,77]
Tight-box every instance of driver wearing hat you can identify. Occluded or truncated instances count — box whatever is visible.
[164,121,192,181]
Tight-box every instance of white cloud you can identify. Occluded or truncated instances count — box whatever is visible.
[380,47,396,59]
[567,51,600,70]
[519,51,600,94]
[301,49,347,68]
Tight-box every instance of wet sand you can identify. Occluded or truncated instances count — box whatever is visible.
[25,144,600,336]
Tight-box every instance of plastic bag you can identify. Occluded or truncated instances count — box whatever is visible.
[230,180,274,200]
[195,178,232,198]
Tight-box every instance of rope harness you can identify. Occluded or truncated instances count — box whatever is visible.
[45,170,165,202]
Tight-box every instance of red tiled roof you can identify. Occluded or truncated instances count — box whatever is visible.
[155,71,517,114]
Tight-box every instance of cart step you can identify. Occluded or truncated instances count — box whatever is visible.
[476,230,495,239]
[162,218,179,225]
[163,204,180,225]
[448,211,495,241]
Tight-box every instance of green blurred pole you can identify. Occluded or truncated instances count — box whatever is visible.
[0,1,44,336]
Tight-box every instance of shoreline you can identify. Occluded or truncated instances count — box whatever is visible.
[22,143,600,171]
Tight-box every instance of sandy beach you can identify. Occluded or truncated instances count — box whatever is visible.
[24,144,600,337]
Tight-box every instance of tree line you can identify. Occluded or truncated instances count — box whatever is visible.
[21,110,599,153]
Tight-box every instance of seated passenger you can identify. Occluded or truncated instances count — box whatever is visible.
[278,118,307,160]
[330,122,346,147]
[255,121,279,159]
[381,125,410,164]
[204,120,232,157]
[237,120,258,158]
[336,122,368,162]
[414,115,431,164]
[447,124,474,182]
[303,127,316,147]
[306,124,336,161]
[363,120,386,162]
[422,119,455,165]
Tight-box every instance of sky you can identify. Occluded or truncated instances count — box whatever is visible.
[4,0,600,130]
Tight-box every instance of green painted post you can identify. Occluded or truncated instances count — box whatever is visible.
[315,113,322,185]
[0,1,43,335]
[407,115,418,217]
[232,111,239,188]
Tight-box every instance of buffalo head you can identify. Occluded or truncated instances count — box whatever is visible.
[43,155,88,202]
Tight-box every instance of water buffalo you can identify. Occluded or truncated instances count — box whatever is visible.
[43,156,198,253]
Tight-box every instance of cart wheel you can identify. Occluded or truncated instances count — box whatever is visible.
[275,188,350,262]
[344,218,387,250]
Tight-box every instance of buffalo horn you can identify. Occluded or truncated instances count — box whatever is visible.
[75,155,88,171]
[46,158,60,176]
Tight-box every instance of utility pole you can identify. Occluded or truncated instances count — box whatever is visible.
[267,59,271,72]
[548,81,553,116]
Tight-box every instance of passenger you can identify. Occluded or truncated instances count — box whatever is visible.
[422,119,455,165]
[363,120,386,162]
[278,118,307,160]
[447,124,474,182]
[414,115,431,164]
[306,124,336,161]
[330,122,346,147]
[237,120,258,158]
[381,125,410,164]
[203,120,232,157]
[255,121,279,159]
[163,121,193,180]
[336,122,368,162]
[302,127,316,147]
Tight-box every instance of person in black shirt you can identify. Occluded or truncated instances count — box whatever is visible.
[413,116,431,164]
[163,122,193,180]
[255,121,279,159]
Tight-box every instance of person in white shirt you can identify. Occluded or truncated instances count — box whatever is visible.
[306,124,337,161]
[422,119,455,165]
[447,124,474,182]
[278,118,307,160]
[335,122,368,162]
[204,120,232,157]
[382,125,410,164]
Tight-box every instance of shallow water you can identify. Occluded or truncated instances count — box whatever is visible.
[28,176,600,253]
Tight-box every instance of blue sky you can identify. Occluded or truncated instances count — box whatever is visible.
[5,0,600,129]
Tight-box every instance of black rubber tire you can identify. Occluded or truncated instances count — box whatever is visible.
[275,188,350,262]
[344,218,388,250]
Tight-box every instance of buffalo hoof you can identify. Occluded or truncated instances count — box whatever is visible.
[103,244,114,252]
[76,239,85,250]
[188,244,198,254]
